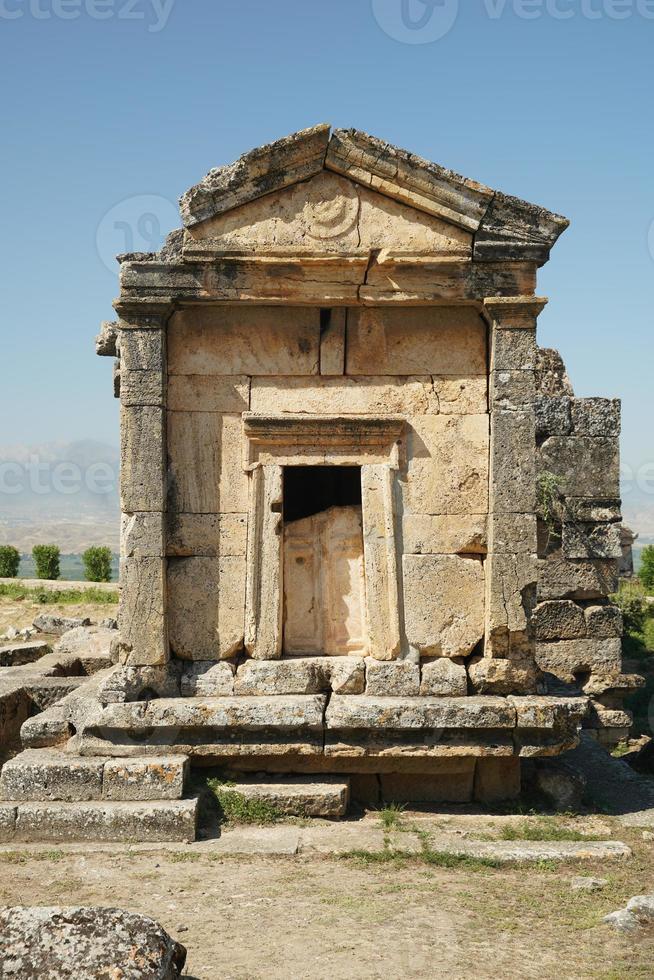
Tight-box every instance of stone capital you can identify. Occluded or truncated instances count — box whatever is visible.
[483,296,548,328]
[113,299,174,326]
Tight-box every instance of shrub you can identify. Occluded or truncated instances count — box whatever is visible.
[640,545,654,594]
[82,546,113,583]
[32,544,60,581]
[613,581,647,636]
[0,546,20,578]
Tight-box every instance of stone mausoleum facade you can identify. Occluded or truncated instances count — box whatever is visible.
[3,126,637,836]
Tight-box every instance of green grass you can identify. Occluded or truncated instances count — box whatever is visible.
[377,803,405,831]
[0,849,65,863]
[0,582,118,604]
[500,818,601,843]
[206,778,282,826]
[340,846,499,871]
[168,851,202,863]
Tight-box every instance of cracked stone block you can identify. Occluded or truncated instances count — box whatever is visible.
[571,398,620,437]
[0,751,104,803]
[533,601,586,641]
[538,436,620,499]
[536,638,622,683]
[102,756,188,801]
[468,657,540,696]
[180,662,235,697]
[562,523,623,560]
[420,658,467,697]
[403,554,485,658]
[584,605,623,639]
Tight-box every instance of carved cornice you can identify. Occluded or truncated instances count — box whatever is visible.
[483,296,549,327]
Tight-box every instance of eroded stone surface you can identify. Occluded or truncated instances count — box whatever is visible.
[403,555,485,658]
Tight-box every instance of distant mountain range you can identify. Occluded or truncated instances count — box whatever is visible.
[0,440,119,552]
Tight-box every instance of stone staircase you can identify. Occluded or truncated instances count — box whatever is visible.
[0,751,197,843]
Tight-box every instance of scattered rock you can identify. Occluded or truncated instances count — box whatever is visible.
[642,831,654,841]
[571,876,608,892]
[6,627,18,640]
[100,617,118,630]
[55,626,115,664]
[33,615,91,636]
[604,894,654,932]
[0,905,187,978]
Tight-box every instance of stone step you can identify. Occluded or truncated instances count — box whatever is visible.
[78,695,327,758]
[217,776,350,818]
[0,797,198,843]
[0,642,51,667]
[0,750,189,802]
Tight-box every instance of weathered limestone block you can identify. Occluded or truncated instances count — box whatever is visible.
[404,415,489,515]
[535,348,574,397]
[581,672,642,697]
[33,615,91,636]
[491,410,536,513]
[585,703,632,731]
[102,756,188,801]
[320,308,346,375]
[562,522,623,560]
[366,660,420,697]
[361,465,401,661]
[567,499,622,523]
[536,639,622,682]
[118,558,167,666]
[167,375,250,413]
[485,554,537,657]
[119,328,164,371]
[225,777,350,818]
[346,307,486,376]
[168,557,245,661]
[420,658,467,697]
[490,370,535,410]
[0,906,187,977]
[245,465,283,661]
[571,398,620,437]
[168,307,320,376]
[13,799,198,843]
[325,695,516,731]
[403,554,485,658]
[55,627,116,672]
[468,657,540,696]
[234,658,365,696]
[181,122,331,226]
[534,397,572,437]
[97,665,180,703]
[533,601,586,641]
[166,513,247,558]
[537,558,619,601]
[167,412,248,514]
[120,406,165,512]
[0,641,50,667]
[491,327,537,372]
[488,513,537,555]
[95,320,118,357]
[538,436,620,499]
[380,765,474,804]
[0,751,104,802]
[250,375,439,416]
[474,757,521,803]
[120,370,165,408]
[432,376,488,415]
[584,605,623,639]
[402,514,487,555]
[180,662,235,697]
[122,512,164,558]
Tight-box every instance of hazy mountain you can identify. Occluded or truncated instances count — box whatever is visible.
[0,440,119,552]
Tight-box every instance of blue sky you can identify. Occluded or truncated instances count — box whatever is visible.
[1,0,652,522]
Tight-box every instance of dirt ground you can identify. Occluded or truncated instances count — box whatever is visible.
[0,597,117,636]
[1,821,653,980]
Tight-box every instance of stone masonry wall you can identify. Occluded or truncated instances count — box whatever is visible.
[533,348,636,747]
[164,304,490,669]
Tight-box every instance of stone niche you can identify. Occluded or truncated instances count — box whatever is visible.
[94,124,637,805]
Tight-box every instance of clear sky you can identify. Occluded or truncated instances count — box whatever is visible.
[1,0,652,514]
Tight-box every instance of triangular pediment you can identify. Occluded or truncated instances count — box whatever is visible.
[184,170,471,256]
[179,125,569,264]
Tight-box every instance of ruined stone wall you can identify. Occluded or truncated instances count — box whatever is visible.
[533,348,634,746]
[164,303,490,677]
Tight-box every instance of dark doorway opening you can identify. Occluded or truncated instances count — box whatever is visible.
[283,466,362,524]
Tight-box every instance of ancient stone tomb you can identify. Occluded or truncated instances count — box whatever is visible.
[87,125,638,811]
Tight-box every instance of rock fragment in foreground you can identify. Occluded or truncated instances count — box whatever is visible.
[604,894,654,932]
[0,906,186,978]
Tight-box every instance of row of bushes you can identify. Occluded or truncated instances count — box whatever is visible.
[0,545,114,583]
